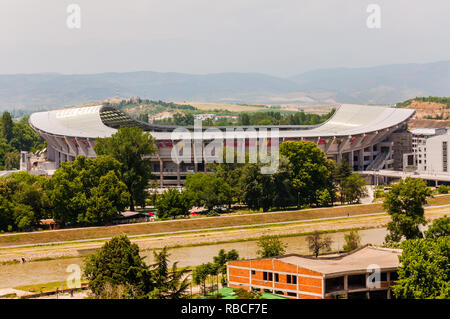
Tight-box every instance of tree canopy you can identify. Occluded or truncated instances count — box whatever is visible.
[0,111,45,170]
[84,235,153,297]
[0,172,48,231]
[280,141,335,207]
[425,216,450,239]
[155,188,192,219]
[392,236,449,299]
[94,127,157,210]
[184,173,232,211]
[256,235,287,258]
[383,177,432,243]
[46,155,130,226]
[84,236,189,299]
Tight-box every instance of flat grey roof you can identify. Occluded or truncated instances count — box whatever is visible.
[277,245,402,276]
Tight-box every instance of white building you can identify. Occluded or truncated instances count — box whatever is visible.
[194,114,216,121]
[417,132,450,175]
[410,128,446,172]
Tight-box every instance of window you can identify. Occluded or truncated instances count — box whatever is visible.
[251,270,255,275]
[443,141,448,172]
[263,272,273,281]
[390,271,399,281]
[274,273,279,282]
[286,274,297,284]
[287,292,297,297]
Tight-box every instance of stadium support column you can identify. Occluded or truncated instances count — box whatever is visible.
[337,136,351,164]
[358,149,364,170]
[177,163,181,186]
[350,150,354,170]
[159,159,164,187]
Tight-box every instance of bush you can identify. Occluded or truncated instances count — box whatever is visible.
[437,185,449,194]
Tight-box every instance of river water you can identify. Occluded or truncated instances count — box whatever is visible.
[0,228,388,289]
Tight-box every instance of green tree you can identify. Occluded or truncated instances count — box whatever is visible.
[280,141,335,207]
[316,188,332,207]
[10,122,45,152]
[155,188,192,219]
[425,216,450,239]
[1,111,13,142]
[392,237,450,299]
[239,156,295,212]
[384,178,432,243]
[213,249,239,285]
[334,159,352,203]
[84,235,153,297]
[256,235,287,258]
[306,232,333,258]
[4,151,20,170]
[437,185,449,195]
[193,263,216,296]
[148,248,190,299]
[341,173,367,204]
[46,155,130,226]
[94,127,157,210]
[342,230,361,251]
[184,173,232,212]
[0,172,49,231]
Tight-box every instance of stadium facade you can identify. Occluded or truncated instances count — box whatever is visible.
[29,104,415,187]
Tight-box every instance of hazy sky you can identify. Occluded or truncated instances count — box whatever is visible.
[1,0,449,76]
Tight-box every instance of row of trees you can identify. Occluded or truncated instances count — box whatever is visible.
[154,141,368,219]
[238,109,335,126]
[0,126,157,231]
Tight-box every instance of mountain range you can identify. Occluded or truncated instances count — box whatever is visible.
[1,60,449,112]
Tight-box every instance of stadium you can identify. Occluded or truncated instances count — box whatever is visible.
[29,104,415,187]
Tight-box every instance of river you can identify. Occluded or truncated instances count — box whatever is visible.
[0,228,388,289]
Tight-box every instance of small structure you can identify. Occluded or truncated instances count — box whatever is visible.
[226,245,401,299]
[39,219,57,230]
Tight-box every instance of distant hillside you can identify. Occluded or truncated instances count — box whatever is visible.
[1,60,450,111]
[396,96,450,120]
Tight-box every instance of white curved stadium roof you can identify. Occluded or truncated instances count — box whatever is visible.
[29,104,415,140]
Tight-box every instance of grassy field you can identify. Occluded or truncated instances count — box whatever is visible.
[0,195,448,248]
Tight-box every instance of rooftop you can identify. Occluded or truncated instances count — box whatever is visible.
[30,104,415,140]
[276,245,401,276]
